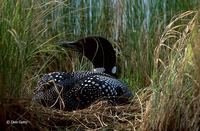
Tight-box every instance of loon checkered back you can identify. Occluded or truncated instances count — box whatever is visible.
[32,36,133,111]
[32,71,132,111]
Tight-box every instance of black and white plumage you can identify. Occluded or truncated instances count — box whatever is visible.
[32,71,132,111]
[32,36,133,111]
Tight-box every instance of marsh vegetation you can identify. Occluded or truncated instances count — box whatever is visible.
[0,0,200,130]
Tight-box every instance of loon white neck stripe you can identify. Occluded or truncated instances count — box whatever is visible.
[93,68,105,73]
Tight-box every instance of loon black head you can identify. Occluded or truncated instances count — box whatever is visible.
[58,36,117,77]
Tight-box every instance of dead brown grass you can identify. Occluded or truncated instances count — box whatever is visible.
[140,11,200,131]
[0,88,151,130]
[29,88,151,130]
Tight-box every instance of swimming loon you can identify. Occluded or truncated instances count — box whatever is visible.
[32,36,133,111]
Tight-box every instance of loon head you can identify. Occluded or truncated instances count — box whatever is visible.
[58,36,117,77]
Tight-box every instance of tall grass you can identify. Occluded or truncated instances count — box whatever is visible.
[1,0,198,98]
[141,11,200,131]
[0,0,36,98]
[0,0,72,99]
[40,0,199,88]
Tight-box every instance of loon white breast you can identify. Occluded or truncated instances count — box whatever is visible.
[32,36,133,111]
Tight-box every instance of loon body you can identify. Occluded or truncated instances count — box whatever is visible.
[33,71,132,111]
[33,36,133,111]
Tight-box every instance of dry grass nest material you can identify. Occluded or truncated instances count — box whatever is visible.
[2,89,151,130]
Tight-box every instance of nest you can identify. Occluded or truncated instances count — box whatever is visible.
[1,89,151,130]
[29,100,141,130]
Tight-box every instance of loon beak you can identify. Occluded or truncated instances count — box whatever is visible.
[57,41,78,49]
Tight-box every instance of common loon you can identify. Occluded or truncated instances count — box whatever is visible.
[58,36,117,77]
[32,36,133,111]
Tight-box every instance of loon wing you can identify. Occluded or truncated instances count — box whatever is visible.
[33,71,133,111]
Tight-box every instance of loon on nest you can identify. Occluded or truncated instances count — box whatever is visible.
[32,36,133,111]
